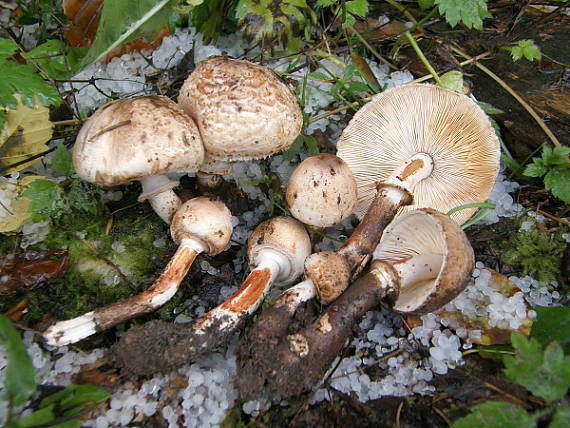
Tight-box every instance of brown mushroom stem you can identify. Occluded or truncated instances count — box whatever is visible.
[238,263,399,400]
[43,239,205,347]
[138,175,182,223]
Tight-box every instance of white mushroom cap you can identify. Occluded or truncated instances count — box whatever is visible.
[286,154,358,228]
[247,216,311,286]
[336,84,500,225]
[73,96,205,186]
[373,208,474,314]
[178,56,303,162]
[170,197,233,256]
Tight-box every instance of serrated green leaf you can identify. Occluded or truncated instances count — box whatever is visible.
[531,307,570,353]
[346,0,369,17]
[550,406,570,428]
[77,0,176,70]
[21,40,68,80]
[511,40,542,62]
[22,178,66,222]
[0,315,36,406]
[67,180,100,215]
[419,0,435,10]
[504,332,570,402]
[51,142,74,176]
[523,162,547,178]
[453,401,534,428]
[435,0,490,29]
[544,168,570,203]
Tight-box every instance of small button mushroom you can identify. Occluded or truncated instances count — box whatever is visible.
[305,83,500,295]
[178,56,303,189]
[73,96,205,223]
[111,216,312,375]
[286,154,358,228]
[237,208,474,399]
[43,197,233,346]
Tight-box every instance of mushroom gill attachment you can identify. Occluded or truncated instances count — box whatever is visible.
[337,83,500,225]
[43,197,233,347]
[178,56,303,186]
[237,209,474,399]
[111,216,311,375]
[72,96,205,223]
[286,154,358,228]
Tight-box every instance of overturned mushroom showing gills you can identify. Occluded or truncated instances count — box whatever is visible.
[73,96,205,223]
[43,197,232,346]
[238,208,474,399]
[178,56,303,187]
[111,216,311,375]
[304,83,500,294]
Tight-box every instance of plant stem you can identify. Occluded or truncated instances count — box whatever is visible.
[448,45,562,147]
[403,31,443,86]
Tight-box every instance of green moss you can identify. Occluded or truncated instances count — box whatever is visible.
[500,219,567,285]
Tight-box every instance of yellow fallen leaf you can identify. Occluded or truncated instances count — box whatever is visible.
[0,97,54,173]
[0,175,45,233]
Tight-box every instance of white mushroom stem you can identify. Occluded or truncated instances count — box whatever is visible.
[138,175,182,223]
[192,249,290,335]
[43,238,206,347]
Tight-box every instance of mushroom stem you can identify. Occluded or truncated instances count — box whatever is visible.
[238,264,398,400]
[43,238,205,347]
[138,175,182,223]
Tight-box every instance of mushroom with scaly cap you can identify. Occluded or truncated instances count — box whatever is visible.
[73,96,205,223]
[43,197,233,346]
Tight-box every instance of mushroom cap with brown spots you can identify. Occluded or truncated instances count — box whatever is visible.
[73,96,204,186]
[286,154,358,228]
[178,56,303,161]
[336,84,500,225]
[170,197,233,256]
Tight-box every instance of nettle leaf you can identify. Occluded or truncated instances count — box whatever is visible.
[21,39,68,80]
[523,162,547,178]
[51,142,74,177]
[504,332,570,402]
[22,178,66,222]
[544,168,570,204]
[453,401,534,428]
[435,0,491,30]
[77,0,176,70]
[510,40,541,62]
[0,315,36,406]
[531,307,570,353]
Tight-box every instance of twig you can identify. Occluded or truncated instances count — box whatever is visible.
[537,209,570,226]
[448,44,562,147]
[395,401,404,428]
[350,26,398,70]
[404,31,443,86]
[384,0,420,27]
[432,406,453,428]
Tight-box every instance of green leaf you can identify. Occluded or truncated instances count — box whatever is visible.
[77,0,176,70]
[523,162,548,178]
[21,40,68,80]
[419,0,435,10]
[435,0,491,30]
[542,146,570,166]
[531,307,570,353]
[504,332,570,402]
[346,0,369,18]
[478,101,504,115]
[0,315,36,406]
[510,40,541,62]
[317,0,337,6]
[544,168,570,204]
[282,134,304,160]
[439,71,464,92]
[0,39,18,60]
[453,401,534,428]
[18,404,56,427]
[550,406,570,428]
[22,178,66,222]
[40,384,110,417]
[51,143,74,176]
[303,134,320,155]
[67,180,100,215]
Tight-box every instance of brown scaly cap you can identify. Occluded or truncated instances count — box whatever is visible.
[373,208,474,314]
[178,56,303,161]
[286,154,358,228]
[73,96,204,186]
[247,217,311,286]
[336,84,500,225]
